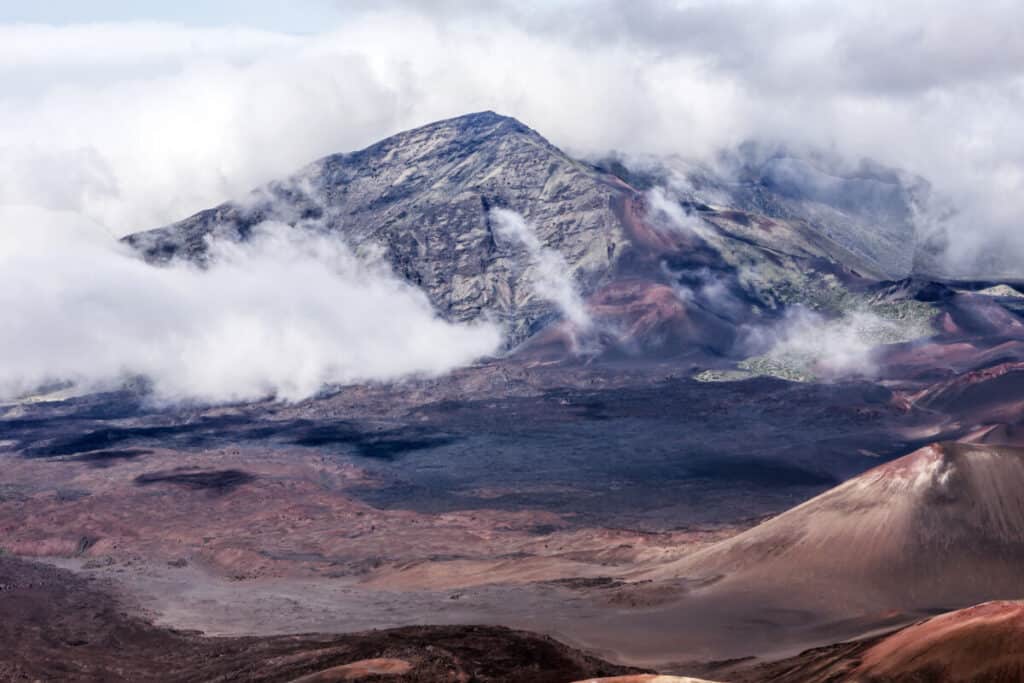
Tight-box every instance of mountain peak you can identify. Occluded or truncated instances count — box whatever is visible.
[330,110,554,169]
[442,109,520,126]
[415,110,533,135]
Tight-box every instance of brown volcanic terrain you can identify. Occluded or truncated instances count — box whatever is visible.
[857,601,1024,682]
[0,554,639,683]
[0,367,928,669]
[6,329,1024,669]
[0,440,722,588]
[555,442,1024,669]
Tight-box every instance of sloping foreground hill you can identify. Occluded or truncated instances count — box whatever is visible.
[735,601,1024,682]
[0,555,638,682]
[642,442,1024,615]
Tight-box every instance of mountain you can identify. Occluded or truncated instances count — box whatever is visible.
[125,112,947,358]
[20,112,1024,676]
[127,112,630,346]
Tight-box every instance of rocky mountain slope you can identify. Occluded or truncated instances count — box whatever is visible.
[601,146,928,280]
[125,111,973,360]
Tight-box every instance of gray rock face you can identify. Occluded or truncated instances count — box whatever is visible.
[127,112,630,345]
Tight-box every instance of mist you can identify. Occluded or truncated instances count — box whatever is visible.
[0,208,502,403]
[491,209,593,331]
[744,308,899,379]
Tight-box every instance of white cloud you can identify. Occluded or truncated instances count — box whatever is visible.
[2,4,1023,400]
[765,309,894,377]
[738,307,927,380]
[0,23,297,73]
[1,7,1020,274]
[490,208,592,331]
[0,207,501,403]
[645,186,713,239]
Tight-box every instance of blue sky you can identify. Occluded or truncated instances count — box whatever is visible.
[0,0,345,33]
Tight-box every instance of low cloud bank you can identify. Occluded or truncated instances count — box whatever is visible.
[0,208,502,403]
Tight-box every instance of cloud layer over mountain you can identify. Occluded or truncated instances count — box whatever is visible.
[2,1,1023,400]
[3,2,1022,265]
[0,209,501,402]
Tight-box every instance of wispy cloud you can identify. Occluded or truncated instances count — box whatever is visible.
[738,306,931,380]
[491,208,592,331]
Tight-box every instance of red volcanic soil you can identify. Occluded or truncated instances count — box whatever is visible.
[735,601,1024,682]
[882,358,1024,447]
[878,290,1024,389]
[880,338,1024,381]
[587,279,736,357]
[0,555,640,682]
[859,601,1024,681]
[610,190,696,254]
[642,442,1024,616]
[508,277,737,362]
